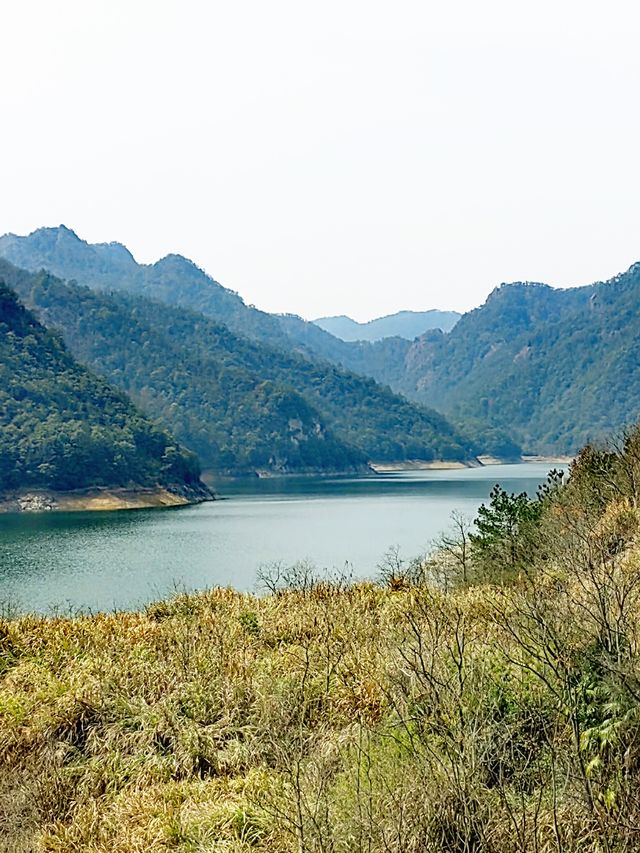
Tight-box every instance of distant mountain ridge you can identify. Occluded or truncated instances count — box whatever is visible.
[0,227,427,380]
[314,310,460,341]
[0,227,413,375]
[0,225,290,340]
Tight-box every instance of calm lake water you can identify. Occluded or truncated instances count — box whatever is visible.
[0,463,561,614]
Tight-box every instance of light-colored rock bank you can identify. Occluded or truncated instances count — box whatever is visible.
[369,460,474,473]
[0,486,213,513]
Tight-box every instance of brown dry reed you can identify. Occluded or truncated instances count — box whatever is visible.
[3,438,640,851]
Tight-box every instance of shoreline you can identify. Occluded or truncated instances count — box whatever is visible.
[521,454,575,465]
[0,485,214,514]
[369,459,475,473]
[4,456,575,512]
[370,455,574,474]
[202,465,371,483]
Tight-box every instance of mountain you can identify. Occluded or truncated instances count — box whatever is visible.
[395,264,640,454]
[313,309,460,341]
[0,282,204,496]
[0,226,417,386]
[1,260,481,474]
[0,226,288,340]
[0,226,523,461]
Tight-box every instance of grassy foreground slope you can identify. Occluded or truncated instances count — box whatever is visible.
[3,432,640,849]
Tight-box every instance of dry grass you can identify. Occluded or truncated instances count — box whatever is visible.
[3,502,640,851]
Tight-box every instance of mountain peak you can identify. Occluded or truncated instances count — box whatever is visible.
[31,224,83,243]
[56,223,79,236]
[93,241,136,263]
[154,253,200,270]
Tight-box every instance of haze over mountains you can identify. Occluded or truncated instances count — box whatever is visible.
[313,310,460,342]
[2,224,640,470]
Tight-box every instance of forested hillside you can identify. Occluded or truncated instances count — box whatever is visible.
[0,283,201,493]
[0,226,395,369]
[0,226,521,459]
[11,225,637,457]
[0,226,306,345]
[393,264,640,453]
[2,261,480,473]
[0,228,411,376]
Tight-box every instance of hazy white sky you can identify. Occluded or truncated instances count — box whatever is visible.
[1,1,639,320]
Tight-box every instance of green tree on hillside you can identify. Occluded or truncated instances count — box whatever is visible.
[0,283,202,492]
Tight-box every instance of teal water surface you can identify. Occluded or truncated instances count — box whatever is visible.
[0,463,561,613]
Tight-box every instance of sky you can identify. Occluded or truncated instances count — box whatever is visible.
[1,1,639,321]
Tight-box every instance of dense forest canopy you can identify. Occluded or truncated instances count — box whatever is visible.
[1,260,483,473]
[394,265,640,453]
[0,225,406,381]
[11,225,638,456]
[0,226,521,460]
[0,282,201,492]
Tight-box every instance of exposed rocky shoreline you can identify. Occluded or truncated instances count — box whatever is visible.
[369,459,473,472]
[0,483,214,513]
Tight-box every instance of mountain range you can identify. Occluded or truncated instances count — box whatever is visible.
[313,310,460,341]
[3,224,639,464]
[0,226,519,460]
[0,259,480,476]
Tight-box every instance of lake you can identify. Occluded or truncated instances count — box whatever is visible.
[0,463,561,614]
